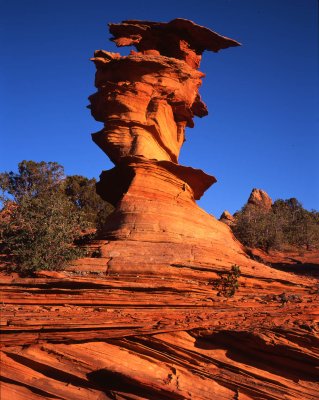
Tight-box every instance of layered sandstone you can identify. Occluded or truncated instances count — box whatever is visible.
[1,253,318,399]
[1,19,318,400]
[88,19,243,268]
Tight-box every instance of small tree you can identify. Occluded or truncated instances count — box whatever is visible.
[212,265,241,298]
[0,160,64,202]
[2,192,87,272]
[233,206,279,251]
[232,196,319,252]
[0,161,89,273]
[63,175,114,226]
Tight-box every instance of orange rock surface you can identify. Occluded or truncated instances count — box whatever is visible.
[89,19,241,263]
[1,19,318,400]
[219,210,235,226]
[247,188,273,210]
[1,251,318,399]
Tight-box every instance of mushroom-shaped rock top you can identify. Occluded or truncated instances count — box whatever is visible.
[108,18,241,69]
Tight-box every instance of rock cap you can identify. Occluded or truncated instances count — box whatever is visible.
[109,18,241,68]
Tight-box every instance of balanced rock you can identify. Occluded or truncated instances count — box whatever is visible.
[89,19,245,269]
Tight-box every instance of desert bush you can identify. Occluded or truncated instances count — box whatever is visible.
[0,160,64,201]
[212,265,241,297]
[272,199,319,249]
[0,160,113,273]
[233,207,278,251]
[63,175,114,225]
[232,198,319,251]
[1,192,87,273]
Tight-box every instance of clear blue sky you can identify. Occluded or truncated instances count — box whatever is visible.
[1,0,318,216]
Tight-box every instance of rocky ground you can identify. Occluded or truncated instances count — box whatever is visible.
[1,242,318,400]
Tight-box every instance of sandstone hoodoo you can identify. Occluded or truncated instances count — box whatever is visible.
[89,19,247,270]
[2,19,318,400]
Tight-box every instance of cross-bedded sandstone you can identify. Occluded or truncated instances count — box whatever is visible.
[2,19,318,400]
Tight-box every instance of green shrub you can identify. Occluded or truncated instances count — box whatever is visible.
[63,175,114,226]
[1,192,87,273]
[212,265,241,298]
[232,198,319,251]
[0,161,97,274]
[0,160,116,274]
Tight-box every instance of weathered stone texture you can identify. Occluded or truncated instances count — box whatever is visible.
[2,19,318,400]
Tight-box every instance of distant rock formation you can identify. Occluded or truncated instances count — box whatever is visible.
[219,210,235,226]
[219,188,272,227]
[247,188,272,210]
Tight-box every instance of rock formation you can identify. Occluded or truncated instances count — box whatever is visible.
[219,189,272,226]
[1,249,319,399]
[88,18,247,271]
[219,210,235,226]
[247,188,273,210]
[1,19,318,400]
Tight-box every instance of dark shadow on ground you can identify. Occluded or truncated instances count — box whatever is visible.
[194,331,319,383]
[87,369,184,400]
[268,263,319,278]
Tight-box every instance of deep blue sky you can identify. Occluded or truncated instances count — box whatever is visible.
[1,0,318,216]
